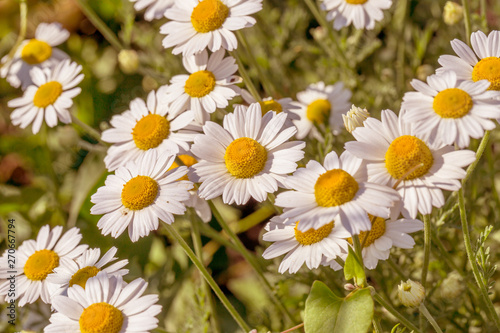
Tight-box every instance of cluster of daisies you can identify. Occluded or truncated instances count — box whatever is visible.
[0,225,161,332]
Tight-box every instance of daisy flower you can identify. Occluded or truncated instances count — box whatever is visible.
[344,109,476,219]
[0,225,87,307]
[130,0,175,21]
[45,272,162,333]
[321,0,392,30]
[90,149,193,242]
[402,71,500,148]
[166,49,241,125]
[241,92,301,127]
[290,81,352,139]
[160,0,263,56]
[7,59,84,134]
[102,86,197,171]
[1,22,70,89]
[191,102,306,205]
[275,150,400,235]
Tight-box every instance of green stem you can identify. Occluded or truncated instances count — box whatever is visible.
[421,214,431,289]
[461,0,472,46]
[229,50,261,101]
[480,0,488,31]
[1,0,27,69]
[372,318,383,333]
[352,234,365,269]
[70,113,107,146]
[371,289,422,333]
[419,303,443,333]
[463,131,490,185]
[280,323,304,333]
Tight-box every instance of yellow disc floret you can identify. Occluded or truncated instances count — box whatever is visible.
[24,249,60,281]
[191,0,229,33]
[294,221,334,245]
[345,0,368,4]
[21,39,52,65]
[167,154,198,181]
[132,114,170,150]
[259,100,283,114]
[224,137,267,178]
[347,215,386,247]
[306,99,331,124]
[33,81,63,108]
[385,135,434,180]
[121,176,159,210]
[314,169,359,207]
[433,88,473,118]
[79,302,123,333]
[69,266,100,289]
[184,70,217,98]
[472,57,500,90]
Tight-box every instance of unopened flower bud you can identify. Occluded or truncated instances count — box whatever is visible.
[118,49,139,74]
[443,1,464,26]
[344,283,356,291]
[342,105,370,133]
[439,271,464,299]
[398,279,425,307]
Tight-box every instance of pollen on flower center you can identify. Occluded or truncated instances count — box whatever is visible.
[33,81,63,108]
[306,99,331,124]
[314,169,359,207]
[295,221,334,245]
[385,135,434,180]
[24,249,60,281]
[472,57,500,90]
[433,88,473,118]
[345,0,368,4]
[167,154,198,181]
[79,302,123,333]
[21,39,53,65]
[191,0,229,33]
[224,137,267,178]
[184,70,216,98]
[259,100,283,114]
[121,176,159,210]
[69,266,100,289]
[347,215,386,247]
[132,114,170,150]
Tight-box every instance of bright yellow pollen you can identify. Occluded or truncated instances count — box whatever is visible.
[79,302,123,333]
[306,99,331,124]
[295,221,334,245]
[472,57,500,90]
[132,114,170,150]
[24,249,60,281]
[385,135,434,180]
[224,137,267,178]
[184,70,216,98]
[347,215,386,247]
[433,88,473,118]
[314,169,359,207]
[345,0,368,4]
[167,154,198,181]
[21,39,52,65]
[191,0,229,33]
[33,81,63,108]
[69,266,100,289]
[121,176,159,210]
[259,100,283,114]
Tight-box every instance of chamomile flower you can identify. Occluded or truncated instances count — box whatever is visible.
[191,102,305,205]
[321,0,392,30]
[344,109,476,219]
[1,22,70,89]
[7,60,84,134]
[0,225,87,307]
[160,0,263,56]
[166,49,241,124]
[275,150,400,235]
[241,93,301,127]
[130,0,175,21]
[90,149,193,242]
[290,81,351,139]
[402,71,500,148]
[45,272,162,333]
[102,86,196,171]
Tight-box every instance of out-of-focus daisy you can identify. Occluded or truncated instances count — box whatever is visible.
[160,0,263,56]
[191,103,305,205]
[90,149,193,242]
[7,59,83,134]
[275,150,399,235]
[437,30,500,91]
[345,109,476,218]
[402,71,500,148]
[290,81,351,139]
[45,272,162,333]
[166,49,241,124]
[321,0,392,30]
[0,225,87,307]
[241,91,301,127]
[130,0,175,21]
[1,22,70,89]
[102,86,196,171]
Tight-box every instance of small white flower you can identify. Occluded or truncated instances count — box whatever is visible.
[398,279,425,307]
[343,105,370,133]
[242,93,301,127]
[321,0,393,30]
[130,0,175,21]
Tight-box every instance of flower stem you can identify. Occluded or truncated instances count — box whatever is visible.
[370,289,422,333]
[70,113,107,146]
[421,214,431,289]
[230,50,261,102]
[463,130,490,184]
[461,0,472,46]
[419,303,443,333]
[352,234,365,268]
[280,323,304,333]
[1,0,27,70]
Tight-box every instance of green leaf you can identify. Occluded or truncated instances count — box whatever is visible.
[304,281,374,333]
[344,246,366,287]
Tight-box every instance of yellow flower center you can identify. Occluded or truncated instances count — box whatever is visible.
[33,81,63,108]
[472,57,500,90]
[21,39,53,65]
[69,266,100,289]
[224,137,267,178]
[121,176,159,210]
[385,135,434,180]
[259,100,283,114]
[433,88,473,118]
[167,154,198,181]
[79,302,123,333]
[314,169,359,207]
[294,221,334,245]
[191,0,229,33]
[345,0,368,4]
[184,70,217,98]
[24,249,60,281]
[347,215,386,247]
[306,99,331,124]
[132,114,170,150]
